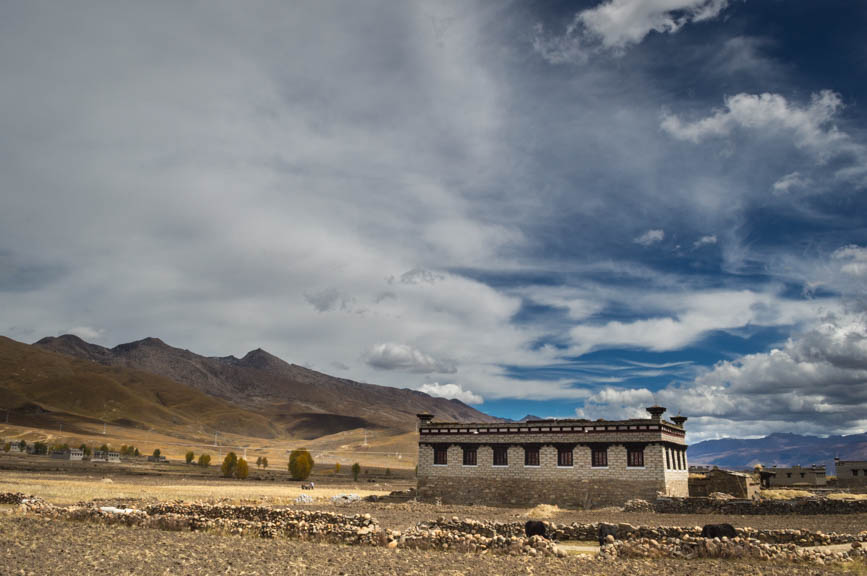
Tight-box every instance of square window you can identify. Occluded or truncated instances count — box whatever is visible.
[591,447,608,468]
[627,447,644,467]
[524,446,540,466]
[462,446,477,466]
[853,470,858,476]
[557,446,573,467]
[434,446,448,465]
[493,446,508,466]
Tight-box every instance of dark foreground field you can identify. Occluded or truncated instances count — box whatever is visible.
[1,515,858,576]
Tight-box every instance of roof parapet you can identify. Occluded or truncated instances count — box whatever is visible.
[646,405,666,421]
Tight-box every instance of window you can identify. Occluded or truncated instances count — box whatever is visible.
[627,446,644,468]
[557,446,573,467]
[462,446,477,466]
[786,473,792,478]
[493,446,508,466]
[524,446,540,467]
[800,473,805,479]
[666,448,671,469]
[434,446,448,465]
[591,446,608,468]
[853,470,859,476]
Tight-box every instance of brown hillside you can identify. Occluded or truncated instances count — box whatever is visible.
[35,334,497,438]
[0,336,278,439]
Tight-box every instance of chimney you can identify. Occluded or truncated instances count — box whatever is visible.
[646,405,666,421]
[416,413,434,426]
[671,415,687,427]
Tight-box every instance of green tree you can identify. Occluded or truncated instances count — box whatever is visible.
[134,448,140,457]
[33,441,48,455]
[221,452,238,477]
[2,442,9,452]
[334,462,341,474]
[261,457,268,469]
[152,448,161,459]
[351,462,361,482]
[99,444,109,452]
[198,453,211,467]
[288,449,314,481]
[385,468,391,477]
[120,444,129,455]
[235,458,249,479]
[256,456,262,469]
[185,451,195,464]
[18,440,27,452]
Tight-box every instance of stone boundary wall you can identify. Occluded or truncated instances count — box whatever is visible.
[654,496,867,515]
[421,516,867,546]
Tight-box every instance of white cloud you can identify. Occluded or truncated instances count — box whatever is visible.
[366,342,457,374]
[569,289,830,355]
[772,171,810,195]
[693,234,717,248]
[65,326,105,341]
[418,382,483,404]
[534,0,731,62]
[634,229,665,246]
[832,245,867,277]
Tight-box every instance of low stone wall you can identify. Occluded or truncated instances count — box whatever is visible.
[418,477,664,508]
[655,496,867,515]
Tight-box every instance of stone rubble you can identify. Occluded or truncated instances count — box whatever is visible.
[2,491,866,566]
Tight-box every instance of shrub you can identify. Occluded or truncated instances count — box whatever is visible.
[261,457,268,469]
[185,451,195,464]
[289,449,314,481]
[198,453,211,467]
[351,462,361,482]
[235,458,249,479]
[221,452,238,477]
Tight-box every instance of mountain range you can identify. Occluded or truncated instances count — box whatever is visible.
[0,334,495,444]
[689,432,867,472]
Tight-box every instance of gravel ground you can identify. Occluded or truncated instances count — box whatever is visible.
[306,500,867,534]
[0,515,859,576]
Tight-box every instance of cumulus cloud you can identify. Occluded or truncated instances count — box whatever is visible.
[693,234,717,248]
[534,0,731,62]
[304,288,354,313]
[634,229,665,246]
[418,382,483,404]
[366,342,457,374]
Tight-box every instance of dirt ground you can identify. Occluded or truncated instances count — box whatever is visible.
[1,515,860,576]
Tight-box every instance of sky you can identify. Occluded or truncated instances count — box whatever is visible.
[2,1,867,442]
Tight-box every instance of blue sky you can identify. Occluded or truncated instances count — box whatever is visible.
[2,1,867,441]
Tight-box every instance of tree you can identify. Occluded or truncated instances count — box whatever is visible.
[152,448,161,459]
[120,444,129,455]
[261,457,268,469]
[221,452,238,477]
[288,449,314,481]
[80,444,92,457]
[18,440,26,452]
[134,448,140,457]
[351,462,361,482]
[334,462,341,473]
[2,442,9,452]
[385,468,391,477]
[99,444,109,452]
[235,458,249,479]
[256,456,262,469]
[198,453,211,467]
[185,451,195,464]
[33,442,48,455]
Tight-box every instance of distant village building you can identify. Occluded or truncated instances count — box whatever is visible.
[761,465,827,488]
[92,450,121,463]
[834,458,867,489]
[147,455,168,463]
[4,440,22,453]
[416,406,689,508]
[689,467,759,499]
[50,448,84,461]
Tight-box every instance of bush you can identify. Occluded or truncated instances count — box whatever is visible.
[289,449,314,481]
[185,451,195,464]
[221,452,238,477]
[198,453,211,467]
[351,462,361,482]
[235,458,249,479]
[261,457,268,469]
